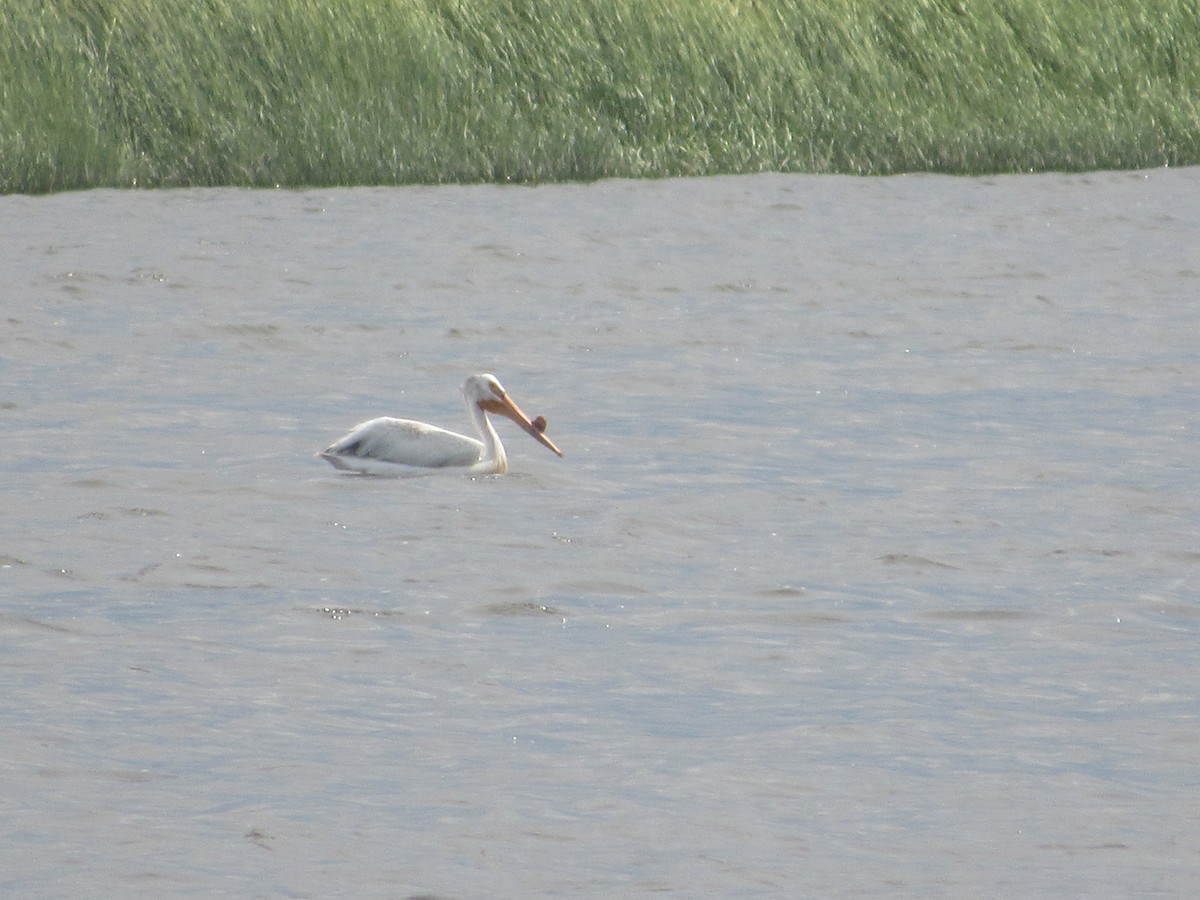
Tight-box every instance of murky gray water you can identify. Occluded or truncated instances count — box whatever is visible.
[3,169,1199,897]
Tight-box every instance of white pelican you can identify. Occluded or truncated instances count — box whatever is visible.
[319,373,563,476]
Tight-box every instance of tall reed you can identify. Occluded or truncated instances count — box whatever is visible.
[3,0,1197,192]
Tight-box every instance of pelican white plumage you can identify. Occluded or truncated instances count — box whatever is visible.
[319,373,563,476]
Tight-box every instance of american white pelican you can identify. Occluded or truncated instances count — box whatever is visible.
[319,373,563,476]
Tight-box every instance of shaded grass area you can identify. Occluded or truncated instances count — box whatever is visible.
[3,0,1199,192]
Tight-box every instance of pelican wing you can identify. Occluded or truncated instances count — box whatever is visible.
[321,417,484,472]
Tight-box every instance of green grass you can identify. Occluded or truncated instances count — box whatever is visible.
[3,0,1199,193]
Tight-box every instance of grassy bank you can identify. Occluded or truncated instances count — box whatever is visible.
[3,0,1199,193]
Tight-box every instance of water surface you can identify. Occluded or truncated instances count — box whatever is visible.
[2,169,1199,897]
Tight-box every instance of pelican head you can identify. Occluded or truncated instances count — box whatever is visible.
[464,374,563,458]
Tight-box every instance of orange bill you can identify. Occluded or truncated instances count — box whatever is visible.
[481,395,564,457]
